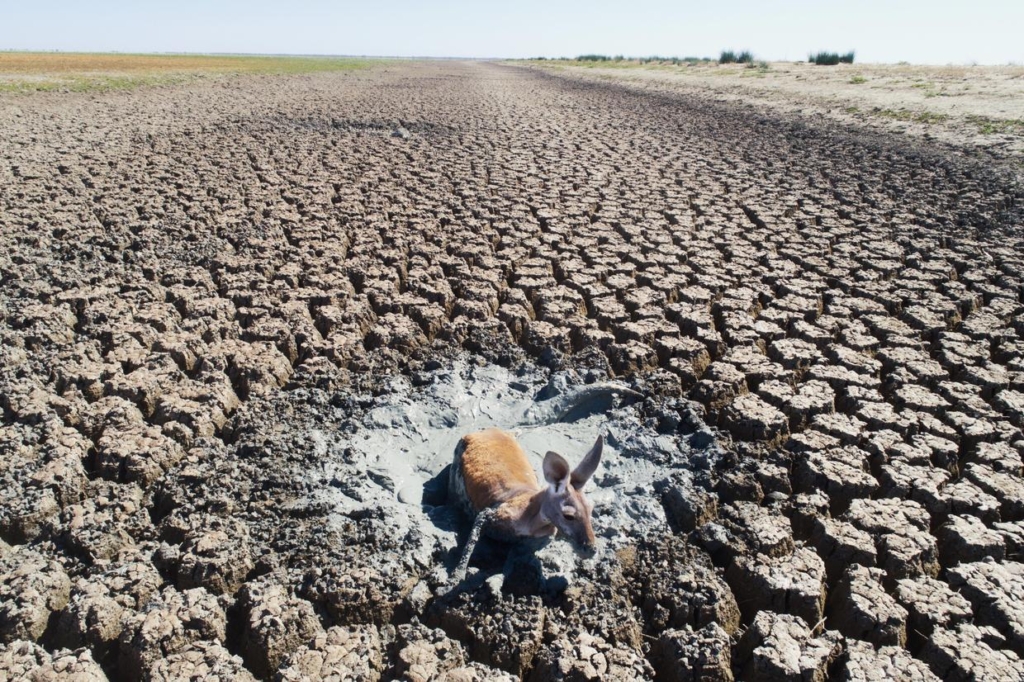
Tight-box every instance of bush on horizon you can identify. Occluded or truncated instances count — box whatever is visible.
[720,50,754,64]
[810,51,855,65]
[638,56,712,65]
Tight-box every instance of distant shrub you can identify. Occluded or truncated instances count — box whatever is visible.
[577,54,611,62]
[622,55,712,65]
[721,50,754,64]
[810,51,855,65]
[638,56,712,66]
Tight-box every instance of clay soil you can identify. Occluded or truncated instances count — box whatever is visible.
[2,60,1024,681]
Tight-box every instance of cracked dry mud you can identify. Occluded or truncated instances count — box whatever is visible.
[1,60,1023,680]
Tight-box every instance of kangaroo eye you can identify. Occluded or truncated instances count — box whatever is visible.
[562,504,576,518]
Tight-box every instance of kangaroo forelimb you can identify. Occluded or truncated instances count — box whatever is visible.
[448,507,496,588]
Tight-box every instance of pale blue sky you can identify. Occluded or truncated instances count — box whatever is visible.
[1,1,1021,64]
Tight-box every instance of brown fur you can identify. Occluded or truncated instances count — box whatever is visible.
[459,428,539,511]
[454,428,602,549]
[444,428,603,587]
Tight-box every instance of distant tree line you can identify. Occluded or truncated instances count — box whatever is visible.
[549,49,855,66]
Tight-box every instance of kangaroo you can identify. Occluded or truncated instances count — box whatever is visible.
[446,428,603,586]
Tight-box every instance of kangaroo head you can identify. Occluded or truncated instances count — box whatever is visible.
[540,435,603,555]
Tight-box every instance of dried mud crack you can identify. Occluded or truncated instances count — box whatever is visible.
[1,61,1023,680]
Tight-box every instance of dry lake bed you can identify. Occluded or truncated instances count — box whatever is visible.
[1,55,1024,680]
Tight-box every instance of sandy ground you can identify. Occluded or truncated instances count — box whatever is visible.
[531,60,1024,163]
[1,61,1024,680]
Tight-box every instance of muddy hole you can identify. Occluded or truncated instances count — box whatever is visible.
[294,357,706,594]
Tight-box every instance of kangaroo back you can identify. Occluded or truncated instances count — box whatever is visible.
[450,429,539,513]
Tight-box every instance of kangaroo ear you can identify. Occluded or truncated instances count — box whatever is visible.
[543,451,571,490]
[571,435,603,489]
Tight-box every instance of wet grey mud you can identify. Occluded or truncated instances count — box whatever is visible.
[2,61,1023,680]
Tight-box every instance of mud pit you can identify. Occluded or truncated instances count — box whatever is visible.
[1,60,1024,680]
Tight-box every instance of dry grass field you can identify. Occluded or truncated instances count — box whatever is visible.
[0,51,370,92]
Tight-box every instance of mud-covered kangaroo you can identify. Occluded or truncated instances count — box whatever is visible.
[447,428,603,585]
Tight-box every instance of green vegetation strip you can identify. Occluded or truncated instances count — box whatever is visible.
[874,108,949,124]
[965,115,1024,135]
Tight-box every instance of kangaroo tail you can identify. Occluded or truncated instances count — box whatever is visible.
[552,382,644,422]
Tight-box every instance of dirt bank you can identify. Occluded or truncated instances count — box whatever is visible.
[529,60,1024,165]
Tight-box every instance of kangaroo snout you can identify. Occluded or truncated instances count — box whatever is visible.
[574,535,597,557]
[570,511,598,554]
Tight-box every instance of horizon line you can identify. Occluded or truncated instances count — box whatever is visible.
[1,49,1019,67]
